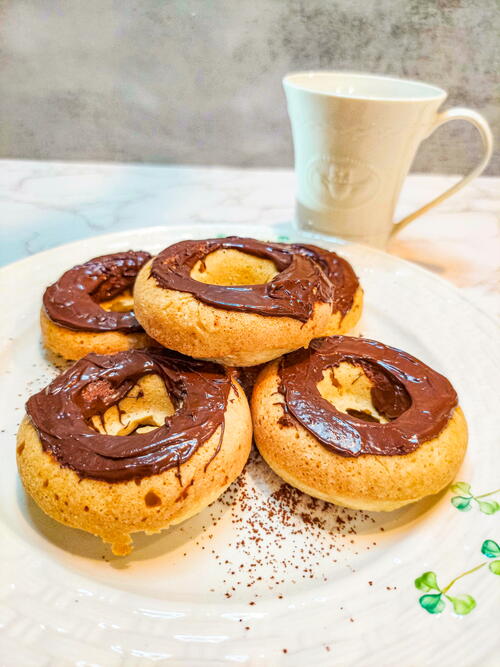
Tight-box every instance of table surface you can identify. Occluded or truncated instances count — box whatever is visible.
[1,159,498,316]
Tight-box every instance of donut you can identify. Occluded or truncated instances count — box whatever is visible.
[252,336,467,511]
[17,348,252,555]
[41,251,153,360]
[133,237,363,366]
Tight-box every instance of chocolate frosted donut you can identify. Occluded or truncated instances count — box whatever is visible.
[41,251,153,360]
[252,336,467,511]
[278,336,458,456]
[17,349,252,555]
[150,238,357,321]
[133,237,363,366]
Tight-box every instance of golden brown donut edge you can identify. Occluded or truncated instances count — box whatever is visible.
[133,260,363,367]
[40,308,153,361]
[251,360,468,512]
[16,382,252,556]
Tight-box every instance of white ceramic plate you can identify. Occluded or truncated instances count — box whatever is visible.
[1,224,499,667]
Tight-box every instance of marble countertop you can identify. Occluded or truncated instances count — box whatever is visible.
[1,159,498,316]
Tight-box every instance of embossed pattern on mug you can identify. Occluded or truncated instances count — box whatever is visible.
[306,155,381,210]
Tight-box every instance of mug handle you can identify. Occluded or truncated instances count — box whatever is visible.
[391,107,493,237]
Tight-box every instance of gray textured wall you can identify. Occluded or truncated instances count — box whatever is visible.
[1,0,498,173]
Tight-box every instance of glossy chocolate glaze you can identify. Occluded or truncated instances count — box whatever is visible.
[26,349,233,481]
[43,251,151,332]
[278,336,458,457]
[150,237,359,322]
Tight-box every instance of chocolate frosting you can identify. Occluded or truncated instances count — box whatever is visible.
[278,336,458,457]
[43,251,151,332]
[26,349,233,481]
[150,237,359,322]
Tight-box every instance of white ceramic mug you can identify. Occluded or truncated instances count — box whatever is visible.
[283,71,493,248]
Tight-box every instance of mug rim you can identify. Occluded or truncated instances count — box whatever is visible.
[283,70,447,102]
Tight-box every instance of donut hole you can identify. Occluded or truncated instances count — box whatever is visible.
[88,374,175,436]
[316,361,410,423]
[190,249,278,286]
[99,289,134,313]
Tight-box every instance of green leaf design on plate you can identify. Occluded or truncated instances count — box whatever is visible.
[415,571,440,592]
[414,538,500,616]
[450,482,471,495]
[449,482,500,514]
[419,594,445,614]
[488,560,500,575]
[478,500,500,515]
[447,594,476,615]
[481,540,500,558]
[277,234,290,242]
[451,496,473,511]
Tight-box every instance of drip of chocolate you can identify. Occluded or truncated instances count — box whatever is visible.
[150,237,359,322]
[278,336,458,457]
[26,349,233,481]
[43,251,151,332]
